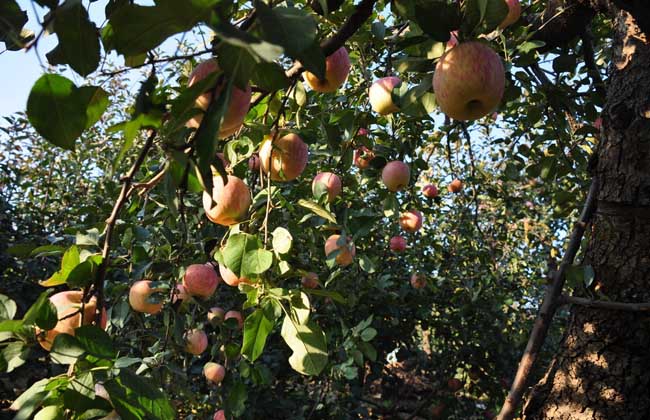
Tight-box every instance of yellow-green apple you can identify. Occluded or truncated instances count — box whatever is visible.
[389,236,407,252]
[208,306,226,326]
[382,161,410,192]
[224,310,243,329]
[301,272,319,289]
[312,172,342,202]
[303,47,351,93]
[218,264,250,287]
[324,234,356,266]
[354,146,375,169]
[410,273,427,289]
[172,284,189,304]
[36,291,107,351]
[185,59,252,138]
[182,263,220,298]
[369,77,401,115]
[448,178,463,193]
[433,42,505,121]
[248,153,260,171]
[129,280,165,315]
[422,184,439,198]
[185,329,208,355]
[259,133,309,181]
[400,210,423,233]
[203,362,226,384]
[447,377,463,392]
[213,410,226,420]
[499,0,521,29]
[202,174,251,226]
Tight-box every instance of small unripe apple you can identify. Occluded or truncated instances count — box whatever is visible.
[357,127,369,137]
[182,263,220,298]
[410,273,426,289]
[186,59,252,138]
[369,77,401,115]
[172,284,189,304]
[185,329,208,355]
[129,280,165,315]
[353,146,375,169]
[447,377,463,392]
[208,306,226,326]
[324,234,356,266]
[448,179,463,194]
[202,174,252,226]
[248,154,260,171]
[499,0,522,29]
[389,236,407,252]
[259,133,309,182]
[433,42,505,121]
[224,310,244,329]
[422,184,439,198]
[303,47,351,93]
[301,272,319,289]
[399,210,423,233]
[213,409,226,420]
[219,264,250,287]
[203,362,226,384]
[312,172,342,203]
[382,161,410,192]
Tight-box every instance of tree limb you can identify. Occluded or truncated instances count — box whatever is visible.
[559,295,650,311]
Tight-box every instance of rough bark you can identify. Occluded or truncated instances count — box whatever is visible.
[522,9,650,420]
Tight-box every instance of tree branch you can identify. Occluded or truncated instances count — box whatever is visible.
[559,295,650,311]
[497,178,599,420]
[610,0,650,35]
[580,29,607,99]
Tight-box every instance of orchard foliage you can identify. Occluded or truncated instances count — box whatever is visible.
[0,0,607,418]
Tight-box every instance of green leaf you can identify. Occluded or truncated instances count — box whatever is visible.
[293,41,326,80]
[222,233,259,278]
[518,40,546,54]
[303,289,346,304]
[251,62,290,91]
[23,290,57,330]
[224,381,248,417]
[281,315,328,376]
[46,0,100,76]
[78,87,110,130]
[257,4,317,57]
[75,326,116,359]
[0,0,33,50]
[165,69,220,134]
[242,309,274,362]
[75,228,100,246]
[217,43,256,90]
[34,405,64,420]
[40,245,81,287]
[298,199,337,223]
[2,341,29,372]
[272,227,293,255]
[50,333,85,365]
[105,369,175,420]
[0,294,17,320]
[213,22,283,62]
[413,1,461,42]
[360,327,377,342]
[241,249,273,278]
[9,378,51,420]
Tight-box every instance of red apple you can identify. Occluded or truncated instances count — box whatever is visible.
[431,403,446,419]
[208,306,226,326]
[354,146,375,169]
[448,179,463,194]
[400,210,423,233]
[259,133,309,182]
[312,172,342,203]
[447,377,463,392]
[382,161,410,192]
[389,236,407,252]
[203,362,226,384]
[324,234,356,267]
[433,42,505,121]
[301,272,319,289]
[218,264,250,287]
[182,263,220,298]
[357,127,369,137]
[369,77,401,115]
[422,184,439,198]
[213,410,226,420]
[186,59,252,138]
[129,280,164,315]
[185,329,208,355]
[410,273,426,289]
[36,291,107,351]
[224,310,243,329]
[303,47,351,93]
[499,0,522,29]
[202,174,251,226]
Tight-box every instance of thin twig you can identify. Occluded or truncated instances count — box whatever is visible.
[99,49,214,77]
[559,295,650,312]
[497,178,599,420]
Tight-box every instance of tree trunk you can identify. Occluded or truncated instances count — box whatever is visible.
[522,10,650,420]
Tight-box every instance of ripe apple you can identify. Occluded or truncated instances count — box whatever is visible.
[303,47,351,93]
[248,154,260,171]
[422,184,438,198]
[218,264,250,287]
[185,329,208,355]
[186,59,252,138]
[499,0,522,29]
[433,41,505,121]
[259,133,309,182]
[400,210,423,233]
[448,178,463,194]
[357,127,369,137]
[172,284,189,304]
[410,273,426,289]
[369,76,401,115]
[382,161,410,192]
[202,174,252,226]
[213,410,226,420]
[129,280,165,315]
[312,172,342,203]
[389,236,407,252]
[353,146,375,169]
[324,234,356,266]
[36,291,107,351]
[224,310,244,329]
[447,377,463,392]
[301,272,319,289]
[208,306,226,326]
[203,362,226,384]
[182,263,220,298]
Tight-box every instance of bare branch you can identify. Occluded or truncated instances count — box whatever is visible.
[559,295,650,312]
